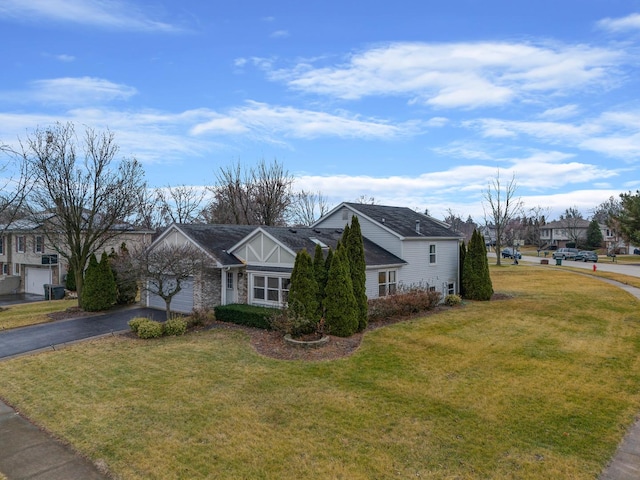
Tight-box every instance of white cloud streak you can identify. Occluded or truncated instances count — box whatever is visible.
[597,13,640,32]
[0,0,182,32]
[262,41,623,109]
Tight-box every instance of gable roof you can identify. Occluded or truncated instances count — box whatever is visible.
[321,202,462,239]
[160,223,405,268]
[261,226,406,267]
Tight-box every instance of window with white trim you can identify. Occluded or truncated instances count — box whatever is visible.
[0,237,3,255]
[13,263,20,275]
[429,244,436,264]
[251,274,290,306]
[378,270,397,297]
[34,235,44,253]
[16,236,25,253]
[447,282,455,295]
[1,263,7,275]
[226,271,233,289]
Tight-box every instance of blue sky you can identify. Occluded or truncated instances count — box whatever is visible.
[1,0,640,222]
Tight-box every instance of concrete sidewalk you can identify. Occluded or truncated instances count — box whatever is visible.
[0,400,107,479]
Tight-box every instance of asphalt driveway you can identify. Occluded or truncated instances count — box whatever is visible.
[0,307,164,360]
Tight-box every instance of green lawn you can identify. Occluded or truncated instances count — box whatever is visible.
[1,266,639,479]
[0,299,78,330]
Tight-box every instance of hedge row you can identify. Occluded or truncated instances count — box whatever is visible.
[213,304,279,330]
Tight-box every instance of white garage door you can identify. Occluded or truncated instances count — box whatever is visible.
[147,278,194,314]
[25,267,53,295]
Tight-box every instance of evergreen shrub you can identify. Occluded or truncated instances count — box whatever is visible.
[214,304,278,330]
[164,317,187,336]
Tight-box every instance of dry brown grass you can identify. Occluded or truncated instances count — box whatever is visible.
[1,266,639,479]
[0,299,78,330]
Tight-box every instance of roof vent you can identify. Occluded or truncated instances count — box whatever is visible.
[415,220,420,233]
[289,228,297,233]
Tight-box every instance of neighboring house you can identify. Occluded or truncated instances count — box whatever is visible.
[146,202,463,314]
[540,219,614,249]
[0,217,154,296]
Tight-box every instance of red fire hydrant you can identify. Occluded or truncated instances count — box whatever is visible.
[593,264,597,272]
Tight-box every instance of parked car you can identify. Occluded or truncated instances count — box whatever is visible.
[552,248,579,260]
[574,250,598,262]
[501,247,522,259]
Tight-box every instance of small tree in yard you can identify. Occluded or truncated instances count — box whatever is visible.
[82,252,117,311]
[287,249,319,333]
[462,230,493,301]
[586,220,603,249]
[324,246,358,337]
[136,242,204,320]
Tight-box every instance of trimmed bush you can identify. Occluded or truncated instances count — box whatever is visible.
[214,304,279,330]
[344,216,368,332]
[367,288,442,322]
[128,316,149,334]
[444,294,463,306]
[164,317,187,336]
[136,319,164,339]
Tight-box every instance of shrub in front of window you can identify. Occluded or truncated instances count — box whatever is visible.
[367,287,442,322]
[288,249,319,331]
[214,304,279,330]
[444,294,463,306]
[324,246,358,337]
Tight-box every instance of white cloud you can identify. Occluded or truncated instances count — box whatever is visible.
[0,77,138,106]
[465,110,640,161]
[191,101,423,140]
[261,41,623,109]
[538,104,580,120]
[597,12,640,32]
[0,0,182,32]
[270,30,290,39]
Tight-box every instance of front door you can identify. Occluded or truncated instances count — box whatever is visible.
[225,271,235,304]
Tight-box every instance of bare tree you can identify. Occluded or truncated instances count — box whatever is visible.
[482,170,524,266]
[0,144,34,225]
[133,242,204,320]
[203,158,293,225]
[22,122,146,305]
[559,206,584,246]
[355,195,377,204]
[157,184,205,225]
[528,205,551,249]
[287,190,330,226]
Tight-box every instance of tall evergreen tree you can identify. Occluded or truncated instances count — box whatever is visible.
[462,230,493,301]
[313,243,328,316]
[288,249,319,329]
[110,243,138,305]
[82,252,117,311]
[324,246,358,337]
[344,216,368,331]
[459,241,467,297]
[586,219,604,249]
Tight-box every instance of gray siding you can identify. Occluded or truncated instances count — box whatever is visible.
[147,278,194,314]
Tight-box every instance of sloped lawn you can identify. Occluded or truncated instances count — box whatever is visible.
[1,266,640,479]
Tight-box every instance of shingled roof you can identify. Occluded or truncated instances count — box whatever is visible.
[342,203,462,239]
[172,224,405,268]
